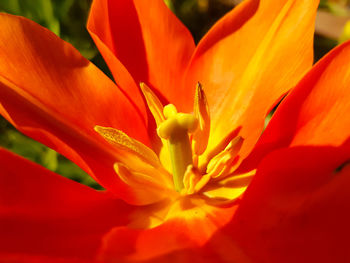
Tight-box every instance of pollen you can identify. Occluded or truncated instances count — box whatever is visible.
[137,82,251,200]
[95,82,251,203]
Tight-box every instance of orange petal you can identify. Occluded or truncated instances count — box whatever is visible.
[226,143,350,262]
[88,0,195,111]
[98,196,237,262]
[0,148,134,261]
[87,0,147,121]
[241,40,350,171]
[0,14,150,204]
[185,0,318,161]
[114,163,174,206]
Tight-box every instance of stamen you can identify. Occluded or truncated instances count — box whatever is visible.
[192,82,210,156]
[206,136,243,179]
[139,82,165,126]
[94,125,161,168]
[182,166,211,195]
[158,104,198,191]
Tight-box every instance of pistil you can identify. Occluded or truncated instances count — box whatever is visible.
[157,104,198,191]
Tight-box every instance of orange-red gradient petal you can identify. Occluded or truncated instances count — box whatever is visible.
[186,0,318,160]
[0,14,153,204]
[0,148,133,262]
[227,143,350,262]
[241,40,350,171]
[88,0,195,112]
[97,198,237,262]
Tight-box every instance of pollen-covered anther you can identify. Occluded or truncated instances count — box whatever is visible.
[157,104,198,192]
[206,136,243,179]
[182,165,211,195]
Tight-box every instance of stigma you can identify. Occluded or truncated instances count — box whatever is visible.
[95,82,252,203]
[157,104,198,191]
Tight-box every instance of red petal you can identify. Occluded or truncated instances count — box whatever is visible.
[0,14,151,203]
[226,143,350,262]
[97,197,237,262]
[88,0,195,111]
[186,0,318,160]
[0,148,133,261]
[242,40,350,171]
[112,144,350,262]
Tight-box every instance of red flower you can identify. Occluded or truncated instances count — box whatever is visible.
[1,0,350,262]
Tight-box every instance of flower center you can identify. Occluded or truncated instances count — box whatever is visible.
[157,104,198,191]
[94,82,255,206]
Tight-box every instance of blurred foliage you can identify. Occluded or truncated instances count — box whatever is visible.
[316,0,350,59]
[0,0,96,59]
[0,0,346,188]
[320,0,350,16]
[314,35,338,61]
[339,20,350,42]
[169,0,234,42]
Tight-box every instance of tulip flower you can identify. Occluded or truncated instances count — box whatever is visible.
[1,0,350,262]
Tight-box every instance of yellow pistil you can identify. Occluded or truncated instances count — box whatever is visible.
[157,104,198,191]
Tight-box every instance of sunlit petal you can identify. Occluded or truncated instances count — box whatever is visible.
[186,0,319,164]
[241,40,350,171]
[88,0,195,111]
[0,13,151,205]
[98,197,237,262]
